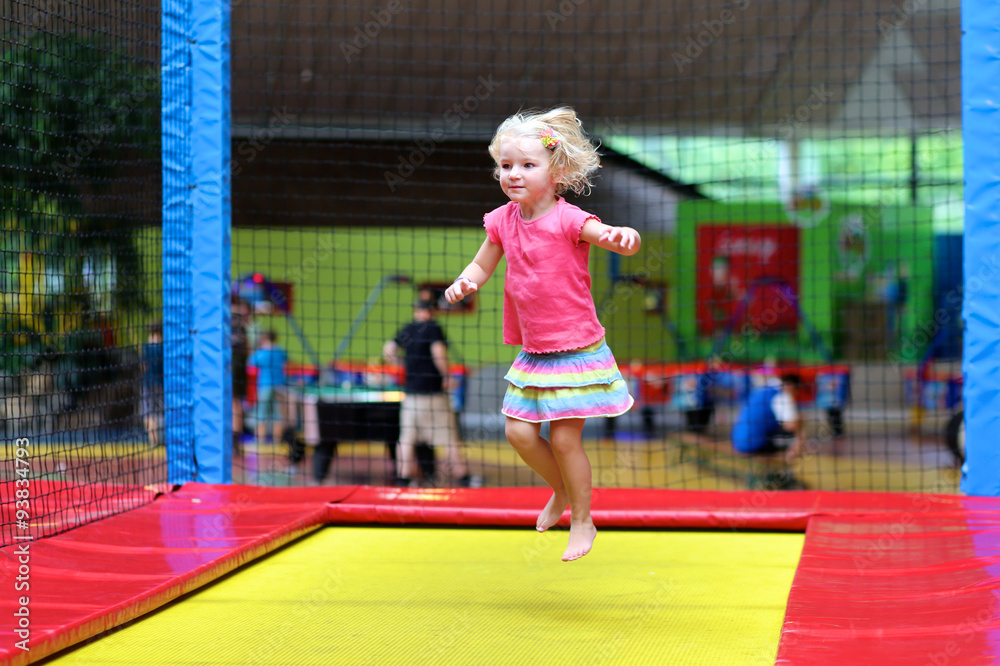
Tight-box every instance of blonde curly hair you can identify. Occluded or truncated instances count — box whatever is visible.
[488,107,601,196]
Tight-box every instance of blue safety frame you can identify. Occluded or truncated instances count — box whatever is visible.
[162,0,232,483]
[154,0,995,491]
[961,0,1000,495]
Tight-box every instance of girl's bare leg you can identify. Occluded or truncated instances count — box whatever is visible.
[505,417,569,532]
[548,418,596,561]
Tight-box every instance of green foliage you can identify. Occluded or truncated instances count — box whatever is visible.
[0,31,159,213]
[0,31,160,378]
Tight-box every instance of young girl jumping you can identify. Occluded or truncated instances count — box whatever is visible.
[445,107,641,562]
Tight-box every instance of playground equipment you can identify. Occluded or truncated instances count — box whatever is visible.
[331,274,412,367]
[615,276,851,441]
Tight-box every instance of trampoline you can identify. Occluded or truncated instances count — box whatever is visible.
[4,484,1000,666]
[42,528,802,665]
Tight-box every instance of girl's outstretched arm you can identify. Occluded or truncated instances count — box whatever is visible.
[580,218,641,256]
[445,238,504,303]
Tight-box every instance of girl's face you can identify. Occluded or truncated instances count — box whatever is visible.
[497,137,559,211]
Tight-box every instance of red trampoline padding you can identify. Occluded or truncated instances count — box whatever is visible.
[0,484,339,666]
[325,486,982,532]
[326,486,819,530]
[778,509,1000,665]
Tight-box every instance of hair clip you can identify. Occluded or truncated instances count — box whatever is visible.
[540,130,560,150]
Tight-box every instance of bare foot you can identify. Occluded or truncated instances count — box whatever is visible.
[536,491,569,532]
[562,520,597,562]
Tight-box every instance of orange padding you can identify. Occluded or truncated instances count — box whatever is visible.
[3,483,1000,665]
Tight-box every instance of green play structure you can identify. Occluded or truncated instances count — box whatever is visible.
[672,201,935,364]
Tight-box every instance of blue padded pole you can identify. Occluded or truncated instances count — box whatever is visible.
[190,0,232,483]
[161,0,196,484]
[161,0,231,484]
[961,0,1000,495]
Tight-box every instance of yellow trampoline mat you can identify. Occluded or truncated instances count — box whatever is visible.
[50,527,804,666]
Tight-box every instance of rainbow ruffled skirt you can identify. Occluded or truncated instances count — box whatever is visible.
[502,339,634,423]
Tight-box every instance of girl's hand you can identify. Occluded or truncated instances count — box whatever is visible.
[599,226,640,252]
[445,277,478,303]
[581,219,641,256]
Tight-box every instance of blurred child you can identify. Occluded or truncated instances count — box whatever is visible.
[248,330,288,447]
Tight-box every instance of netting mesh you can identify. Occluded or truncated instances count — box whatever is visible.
[228,1,963,493]
[0,1,163,546]
[0,2,968,544]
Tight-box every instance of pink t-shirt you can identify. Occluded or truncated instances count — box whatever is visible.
[483,198,606,353]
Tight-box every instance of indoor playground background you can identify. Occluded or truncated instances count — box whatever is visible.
[4,1,1000,664]
[1,0,968,510]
